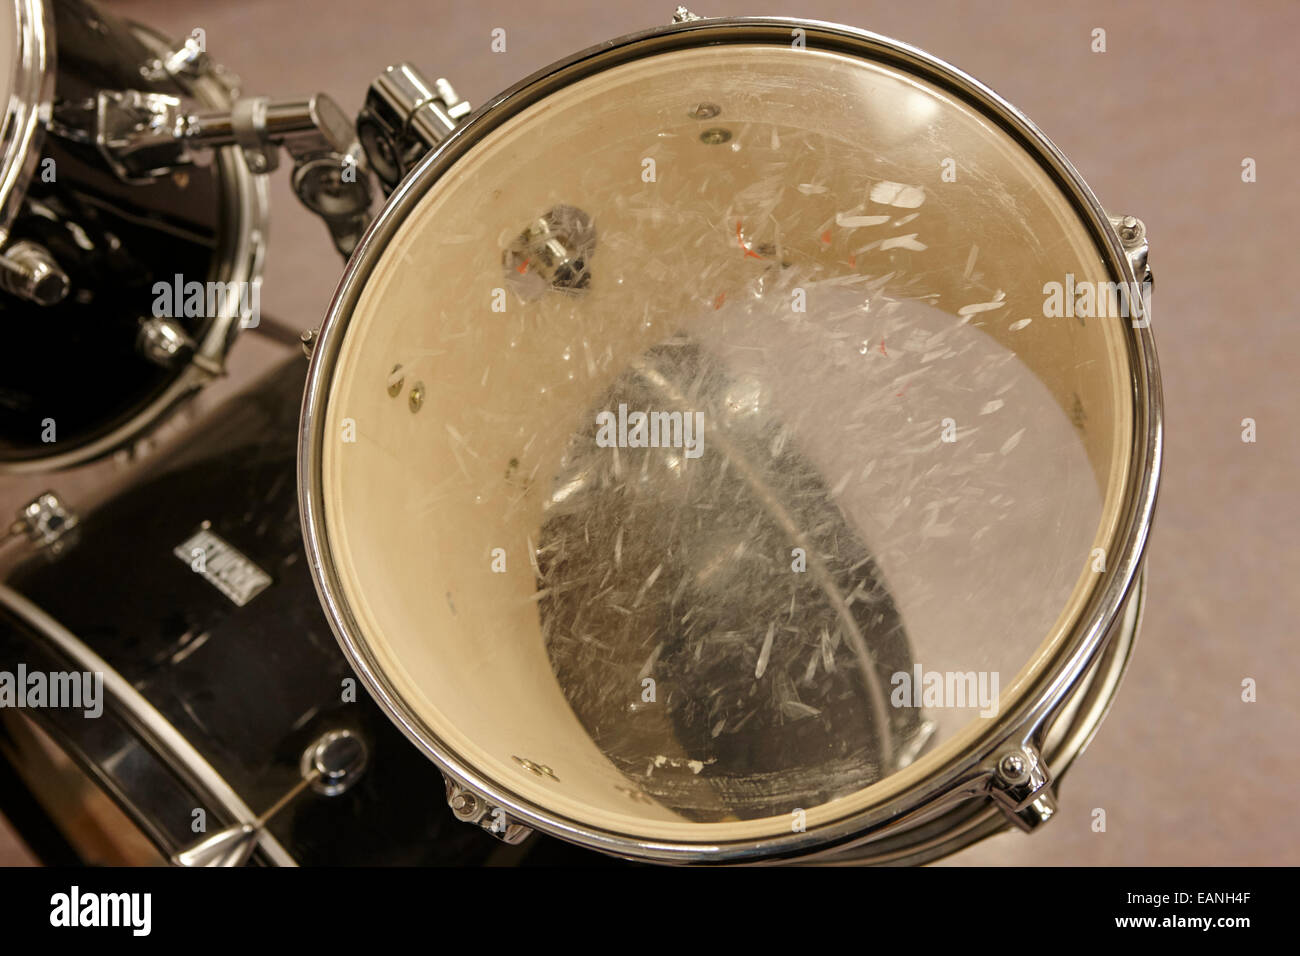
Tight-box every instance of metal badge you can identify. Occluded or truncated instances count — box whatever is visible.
[174,524,271,607]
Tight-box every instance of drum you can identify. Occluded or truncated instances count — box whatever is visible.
[299,14,1161,863]
[0,0,266,473]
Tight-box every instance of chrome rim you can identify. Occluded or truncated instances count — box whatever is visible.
[0,0,53,247]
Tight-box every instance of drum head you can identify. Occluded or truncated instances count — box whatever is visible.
[303,20,1158,859]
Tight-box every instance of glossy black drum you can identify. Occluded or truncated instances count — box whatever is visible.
[0,0,265,473]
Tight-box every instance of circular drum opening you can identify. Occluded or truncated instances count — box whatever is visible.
[313,40,1138,849]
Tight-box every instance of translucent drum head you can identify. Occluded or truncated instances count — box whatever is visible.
[302,20,1160,861]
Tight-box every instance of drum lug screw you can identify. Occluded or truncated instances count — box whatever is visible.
[300,328,318,358]
[989,744,1057,832]
[444,778,534,845]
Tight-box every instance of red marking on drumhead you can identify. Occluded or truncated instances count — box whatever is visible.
[736,221,762,260]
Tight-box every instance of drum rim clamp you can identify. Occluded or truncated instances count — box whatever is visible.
[70,87,374,257]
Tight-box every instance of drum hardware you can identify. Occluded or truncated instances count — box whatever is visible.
[171,729,369,867]
[2,491,78,554]
[136,315,195,368]
[55,57,472,272]
[357,64,470,194]
[503,205,597,299]
[989,744,1055,831]
[1108,214,1153,317]
[0,239,70,305]
[284,64,473,357]
[54,88,373,257]
[444,777,533,845]
[139,30,232,91]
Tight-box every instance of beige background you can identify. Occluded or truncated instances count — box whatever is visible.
[1,0,1296,865]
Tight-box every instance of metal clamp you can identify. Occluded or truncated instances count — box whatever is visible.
[357,64,471,193]
[444,777,533,845]
[85,89,373,257]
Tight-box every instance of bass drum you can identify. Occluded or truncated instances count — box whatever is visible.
[0,356,610,865]
[0,0,266,473]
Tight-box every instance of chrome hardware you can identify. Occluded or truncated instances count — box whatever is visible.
[300,328,318,359]
[85,89,372,256]
[137,316,195,366]
[299,728,369,796]
[988,743,1057,832]
[503,205,596,299]
[93,89,190,183]
[9,492,78,553]
[140,32,208,84]
[1108,213,1152,325]
[0,240,70,305]
[172,729,368,866]
[138,32,241,97]
[672,7,705,22]
[358,64,471,192]
[444,778,533,845]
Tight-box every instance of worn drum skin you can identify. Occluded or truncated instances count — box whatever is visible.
[0,358,605,866]
[0,0,266,473]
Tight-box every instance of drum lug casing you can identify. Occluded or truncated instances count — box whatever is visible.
[443,777,534,845]
[1108,213,1153,326]
[4,491,79,555]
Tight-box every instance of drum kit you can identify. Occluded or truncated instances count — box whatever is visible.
[0,1,1161,866]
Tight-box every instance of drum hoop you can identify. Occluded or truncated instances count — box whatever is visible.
[300,17,1163,862]
[0,17,270,473]
[0,0,54,247]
